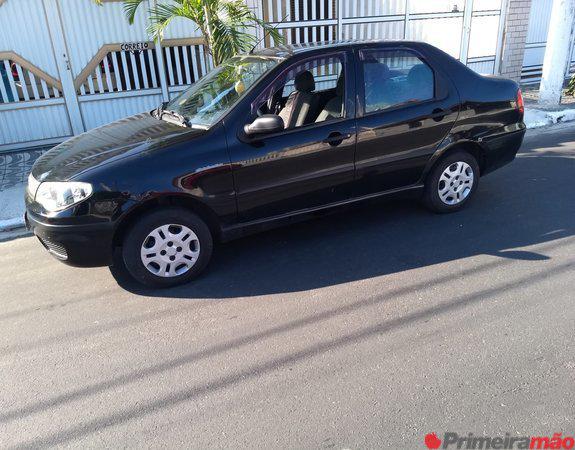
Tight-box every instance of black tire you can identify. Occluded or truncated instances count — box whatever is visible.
[116,207,213,288]
[423,151,480,213]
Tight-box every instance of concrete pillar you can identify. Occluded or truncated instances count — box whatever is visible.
[539,0,575,106]
[499,0,532,82]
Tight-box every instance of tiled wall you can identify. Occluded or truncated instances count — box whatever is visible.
[500,0,533,81]
[0,148,49,191]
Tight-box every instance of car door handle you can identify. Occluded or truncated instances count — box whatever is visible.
[323,132,351,146]
[430,108,448,122]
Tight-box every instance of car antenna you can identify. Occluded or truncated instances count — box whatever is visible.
[250,13,289,54]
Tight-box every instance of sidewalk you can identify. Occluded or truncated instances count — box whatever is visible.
[0,147,49,191]
[2,89,575,233]
[0,146,51,232]
[522,85,575,127]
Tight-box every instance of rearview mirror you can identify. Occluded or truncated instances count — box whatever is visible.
[244,114,284,136]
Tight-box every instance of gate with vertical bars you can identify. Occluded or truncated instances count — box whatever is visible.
[521,0,575,84]
[0,0,508,152]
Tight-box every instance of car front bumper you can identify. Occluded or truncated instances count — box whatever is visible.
[26,210,115,267]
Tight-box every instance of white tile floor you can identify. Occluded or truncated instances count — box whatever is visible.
[0,147,50,192]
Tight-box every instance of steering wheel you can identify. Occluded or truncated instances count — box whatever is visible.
[267,89,283,115]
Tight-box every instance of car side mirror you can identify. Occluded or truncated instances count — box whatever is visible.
[244,114,284,137]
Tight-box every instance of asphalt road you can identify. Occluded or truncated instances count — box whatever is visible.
[1,125,574,449]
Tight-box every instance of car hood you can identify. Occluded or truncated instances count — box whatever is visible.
[31,113,206,181]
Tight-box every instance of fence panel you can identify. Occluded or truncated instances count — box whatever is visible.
[163,40,213,100]
[0,0,507,151]
[263,0,504,76]
[0,0,72,150]
[342,0,404,18]
[521,0,553,83]
[56,0,165,130]
[56,0,213,129]
[342,21,404,40]
[408,17,464,58]
[521,0,575,84]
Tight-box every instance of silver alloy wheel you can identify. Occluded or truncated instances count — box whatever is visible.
[437,161,474,205]
[140,224,200,278]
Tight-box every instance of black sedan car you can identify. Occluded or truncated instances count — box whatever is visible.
[26,40,526,287]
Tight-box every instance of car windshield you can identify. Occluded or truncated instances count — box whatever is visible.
[162,55,281,128]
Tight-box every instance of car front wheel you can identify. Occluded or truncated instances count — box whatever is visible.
[424,151,480,213]
[119,207,213,288]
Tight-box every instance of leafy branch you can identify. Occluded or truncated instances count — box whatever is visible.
[122,0,283,66]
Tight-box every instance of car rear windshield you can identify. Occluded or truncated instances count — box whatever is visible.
[164,55,281,128]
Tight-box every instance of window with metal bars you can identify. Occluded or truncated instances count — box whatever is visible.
[0,59,61,103]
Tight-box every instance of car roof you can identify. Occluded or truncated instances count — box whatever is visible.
[251,39,425,59]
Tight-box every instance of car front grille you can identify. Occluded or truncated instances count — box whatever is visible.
[38,236,68,260]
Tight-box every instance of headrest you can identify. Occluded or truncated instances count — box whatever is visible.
[408,64,432,84]
[364,62,390,83]
[295,70,315,92]
[336,74,344,96]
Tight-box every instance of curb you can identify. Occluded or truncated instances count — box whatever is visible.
[524,108,575,129]
[0,227,30,243]
[0,218,25,233]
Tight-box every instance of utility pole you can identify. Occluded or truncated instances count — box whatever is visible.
[539,0,575,106]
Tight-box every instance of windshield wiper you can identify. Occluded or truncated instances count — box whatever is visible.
[158,107,191,128]
[152,103,208,129]
[152,101,167,119]
[151,101,189,127]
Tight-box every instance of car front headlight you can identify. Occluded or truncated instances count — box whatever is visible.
[27,173,41,198]
[35,181,93,212]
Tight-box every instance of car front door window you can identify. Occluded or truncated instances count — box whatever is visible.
[254,54,346,131]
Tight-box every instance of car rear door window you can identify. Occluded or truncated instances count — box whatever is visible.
[360,49,435,113]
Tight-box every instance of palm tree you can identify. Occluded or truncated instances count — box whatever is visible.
[122,0,283,66]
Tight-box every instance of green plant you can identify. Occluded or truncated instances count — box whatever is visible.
[566,73,575,96]
[1,0,106,5]
[122,0,283,66]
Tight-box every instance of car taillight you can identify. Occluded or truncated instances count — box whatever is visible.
[516,88,524,116]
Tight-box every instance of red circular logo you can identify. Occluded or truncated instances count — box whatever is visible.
[424,433,442,449]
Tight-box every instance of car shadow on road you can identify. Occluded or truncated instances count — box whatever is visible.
[111,139,575,299]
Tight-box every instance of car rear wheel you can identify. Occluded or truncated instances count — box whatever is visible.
[119,207,213,288]
[424,151,480,213]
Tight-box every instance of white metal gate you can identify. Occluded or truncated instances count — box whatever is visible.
[522,0,575,83]
[0,0,507,152]
[261,0,507,76]
[54,0,212,131]
[0,0,73,151]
